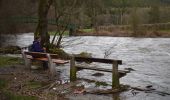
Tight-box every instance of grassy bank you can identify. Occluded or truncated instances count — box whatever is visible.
[0,56,39,100]
[0,79,42,100]
[158,29,170,33]
[0,89,38,100]
[73,27,170,37]
[0,56,23,67]
[48,28,95,36]
[79,28,94,33]
[49,31,69,36]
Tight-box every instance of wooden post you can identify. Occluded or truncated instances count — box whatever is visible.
[21,51,31,69]
[112,61,120,89]
[46,54,56,77]
[70,56,77,81]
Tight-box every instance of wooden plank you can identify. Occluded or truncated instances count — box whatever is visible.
[27,56,48,61]
[25,52,59,59]
[25,52,47,58]
[27,57,68,64]
[52,59,69,64]
[76,65,112,72]
[75,65,127,73]
[25,52,67,64]
[24,51,47,55]
[50,54,59,59]
[75,57,122,64]
[34,58,48,61]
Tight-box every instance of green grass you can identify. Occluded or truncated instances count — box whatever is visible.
[27,81,43,89]
[0,79,7,89]
[0,79,38,100]
[0,56,38,100]
[80,28,94,33]
[95,81,109,87]
[49,28,94,35]
[158,29,170,32]
[3,92,38,100]
[0,56,23,67]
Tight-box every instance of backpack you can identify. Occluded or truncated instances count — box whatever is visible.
[28,44,34,52]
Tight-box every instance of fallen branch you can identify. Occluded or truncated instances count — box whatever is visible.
[86,85,129,94]
[86,89,120,94]
[37,83,53,91]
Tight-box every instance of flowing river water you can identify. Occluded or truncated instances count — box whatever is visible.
[1,33,170,100]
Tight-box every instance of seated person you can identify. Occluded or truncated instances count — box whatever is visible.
[32,37,48,70]
[32,37,45,52]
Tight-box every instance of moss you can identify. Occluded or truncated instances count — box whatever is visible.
[0,79,7,90]
[3,92,38,100]
[27,81,43,89]
[0,46,21,54]
[78,52,92,58]
[49,31,69,36]
[79,28,94,33]
[49,48,70,59]
[75,52,92,63]
[95,81,109,87]
[0,56,23,67]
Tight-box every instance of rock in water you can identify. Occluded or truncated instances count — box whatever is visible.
[92,72,104,77]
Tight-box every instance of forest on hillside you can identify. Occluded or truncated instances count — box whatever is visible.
[1,0,170,35]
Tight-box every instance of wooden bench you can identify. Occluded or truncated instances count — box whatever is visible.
[70,56,122,89]
[22,51,69,76]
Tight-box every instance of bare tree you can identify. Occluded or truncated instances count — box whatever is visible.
[51,0,81,48]
[35,0,53,51]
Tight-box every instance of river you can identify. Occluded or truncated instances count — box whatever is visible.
[1,33,170,100]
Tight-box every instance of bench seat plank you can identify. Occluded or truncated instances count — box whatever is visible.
[75,57,122,64]
[52,59,69,64]
[26,55,69,64]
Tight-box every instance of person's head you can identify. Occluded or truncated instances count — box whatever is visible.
[35,37,41,42]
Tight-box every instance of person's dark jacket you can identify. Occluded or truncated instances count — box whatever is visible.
[32,40,44,52]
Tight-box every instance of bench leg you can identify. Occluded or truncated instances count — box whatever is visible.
[48,62,56,75]
[46,54,56,77]
[21,51,31,69]
[26,59,31,69]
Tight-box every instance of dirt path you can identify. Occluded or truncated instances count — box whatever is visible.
[0,65,74,100]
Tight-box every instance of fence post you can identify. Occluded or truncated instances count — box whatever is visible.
[112,61,120,89]
[70,56,77,81]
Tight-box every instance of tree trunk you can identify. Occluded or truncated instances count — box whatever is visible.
[36,0,53,51]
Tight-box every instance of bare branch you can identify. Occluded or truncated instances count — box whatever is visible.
[103,44,116,58]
